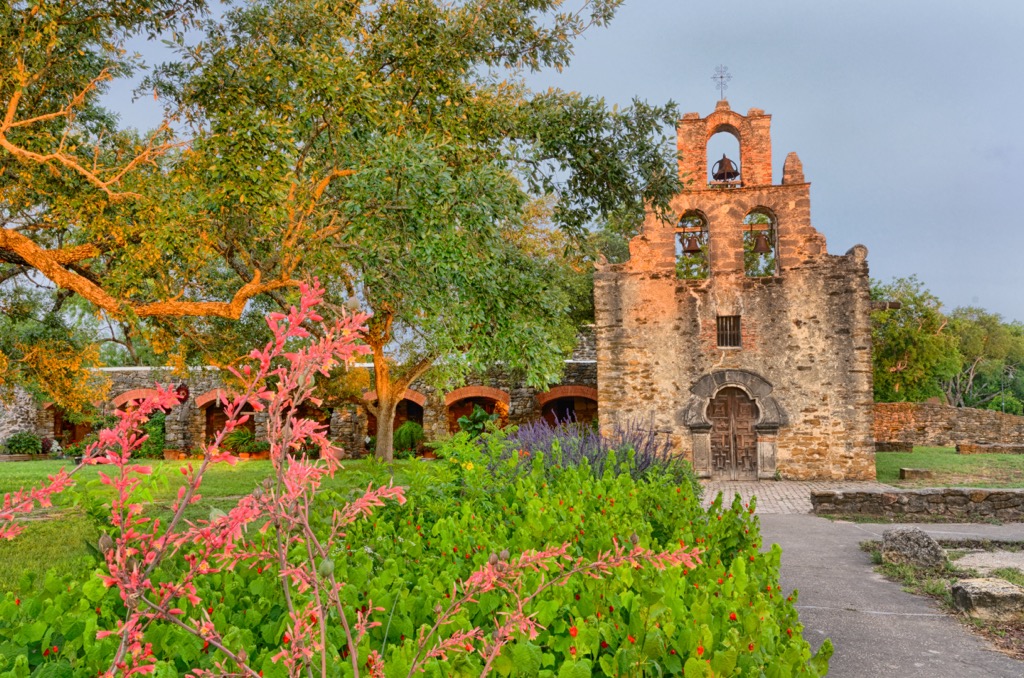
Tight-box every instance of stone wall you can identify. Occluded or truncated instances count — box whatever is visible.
[811,488,1024,521]
[873,402,1024,448]
[956,443,1024,455]
[0,388,38,446]
[595,101,875,481]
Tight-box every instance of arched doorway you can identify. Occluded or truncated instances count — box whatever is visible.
[707,387,759,480]
[445,386,511,433]
[541,397,597,426]
[448,397,500,433]
[536,386,599,427]
[366,399,424,439]
[49,405,91,446]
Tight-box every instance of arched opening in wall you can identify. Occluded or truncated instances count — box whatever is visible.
[541,396,598,427]
[366,399,424,449]
[50,405,92,446]
[675,211,709,279]
[707,130,741,187]
[447,397,507,433]
[203,403,256,444]
[743,209,778,277]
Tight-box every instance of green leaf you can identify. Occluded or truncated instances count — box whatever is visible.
[557,658,591,678]
[511,641,542,676]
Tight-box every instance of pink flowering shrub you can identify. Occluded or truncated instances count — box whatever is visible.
[0,281,715,677]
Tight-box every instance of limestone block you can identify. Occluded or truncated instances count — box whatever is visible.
[951,578,1024,621]
[881,527,945,569]
[899,468,933,480]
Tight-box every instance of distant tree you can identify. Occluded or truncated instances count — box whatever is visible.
[870,276,959,402]
[941,308,1024,409]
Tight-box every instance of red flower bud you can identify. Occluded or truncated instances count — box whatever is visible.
[569,626,578,638]
[627,635,636,644]
[697,645,704,657]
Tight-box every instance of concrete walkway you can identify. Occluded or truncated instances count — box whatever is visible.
[700,480,1024,676]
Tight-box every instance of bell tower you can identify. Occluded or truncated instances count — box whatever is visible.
[594,98,877,482]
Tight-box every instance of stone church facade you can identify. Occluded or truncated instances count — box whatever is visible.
[594,100,876,480]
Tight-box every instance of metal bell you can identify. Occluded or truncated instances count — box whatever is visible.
[683,236,702,254]
[753,231,772,254]
[712,154,740,181]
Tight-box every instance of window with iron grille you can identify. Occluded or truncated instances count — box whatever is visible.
[717,316,741,348]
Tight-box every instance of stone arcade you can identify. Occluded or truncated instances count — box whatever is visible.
[594,100,876,481]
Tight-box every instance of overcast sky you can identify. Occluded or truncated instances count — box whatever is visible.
[105,0,1024,321]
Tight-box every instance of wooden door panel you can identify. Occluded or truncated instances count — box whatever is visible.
[708,388,759,480]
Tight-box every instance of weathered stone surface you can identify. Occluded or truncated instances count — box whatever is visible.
[951,578,1024,621]
[595,101,874,481]
[811,488,1024,521]
[874,401,1024,449]
[899,468,933,480]
[881,527,946,569]
[0,388,37,446]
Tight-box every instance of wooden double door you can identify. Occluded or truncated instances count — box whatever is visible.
[708,387,759,480]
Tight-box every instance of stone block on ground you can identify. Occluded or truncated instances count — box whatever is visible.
[899,468,933,480]
[951,578,1024,621]
[881,527,946,569]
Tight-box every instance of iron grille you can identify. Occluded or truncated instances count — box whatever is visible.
[717,316,741,348]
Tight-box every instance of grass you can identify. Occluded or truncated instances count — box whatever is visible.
[875,446,1024,488]
[0,457,436,593]
[861,540,1024,659]
[992,567,1024,588]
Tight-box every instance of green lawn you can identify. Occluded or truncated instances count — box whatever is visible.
[876,446,1024,488]
[0,457,433,592]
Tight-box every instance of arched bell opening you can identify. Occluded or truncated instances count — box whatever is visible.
[707,129,741,187]
[743,208,778,277]
[675,211,710,280]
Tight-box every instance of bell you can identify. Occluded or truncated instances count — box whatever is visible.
[712,154,740,181]
[683,235,702,254]
[753,231,772,254]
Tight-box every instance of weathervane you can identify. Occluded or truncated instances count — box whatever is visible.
[712,65,732,100]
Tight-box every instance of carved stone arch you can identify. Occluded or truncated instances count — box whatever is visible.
[683,369,786,480]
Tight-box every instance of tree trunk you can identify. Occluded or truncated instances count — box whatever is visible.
[374,393,399,463]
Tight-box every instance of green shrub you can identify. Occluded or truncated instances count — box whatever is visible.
[2,432,42,456]
[393,420,424,454]
[220,427,270,454]
[457,403,496,438]
[136,412,166,459]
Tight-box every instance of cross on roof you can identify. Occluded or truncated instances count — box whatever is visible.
[712,65,732,100]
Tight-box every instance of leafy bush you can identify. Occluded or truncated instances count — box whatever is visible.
[2,432,41,455]
[136,412,166,459]
[220,426,270,454]
[394,420,425,454]
[457,403,497,437]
